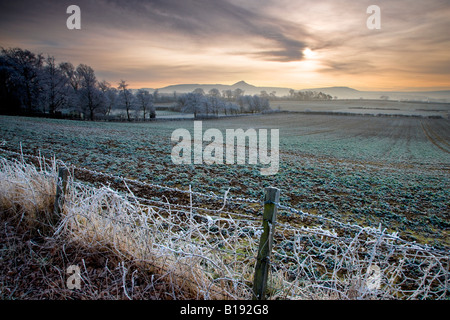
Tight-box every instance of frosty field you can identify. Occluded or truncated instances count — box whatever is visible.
[0,111,449,248]
[274,99,450,118]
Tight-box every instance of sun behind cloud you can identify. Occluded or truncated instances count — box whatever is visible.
[0,0,449,91]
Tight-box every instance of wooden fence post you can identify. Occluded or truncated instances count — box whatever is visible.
[253,187,280,300]
[53,166,69,224]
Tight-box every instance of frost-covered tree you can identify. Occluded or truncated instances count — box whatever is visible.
[59,61,79,93]
[42,55,70,115]
[177,91,245,117]
[98,80,118,117]
[289,89,295,98]
[58,61,80,115]
[208,88,220,98]
[153,89,159,103]
[260,91,269,99]
[105,87,118,116]
[233,88,244,101]
[136,89,155,120]
[258,95,271,112]
[118,80,134,121]
[77,64,102,120]
[235,95,271,113]
[287,90,333,101]
[222,89,233,101]
[193,88,205,96]
[223,101,240,115]
[178,92,206,118]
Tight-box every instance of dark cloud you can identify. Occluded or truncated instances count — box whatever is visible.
[101,0,310,62]
[1,0,449,89]
[0,0,310,63]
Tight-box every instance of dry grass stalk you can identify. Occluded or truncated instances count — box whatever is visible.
[1,156,448,300]
[1,157,254,299]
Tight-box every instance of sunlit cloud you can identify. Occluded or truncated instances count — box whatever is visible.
[1,0,449,90]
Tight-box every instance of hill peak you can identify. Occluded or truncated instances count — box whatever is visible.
[231,81,255,88]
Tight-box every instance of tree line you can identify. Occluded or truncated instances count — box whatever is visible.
[287,89,333,101]
[3,47,338,121]
[174,88,271,118]
[0,47,155,121]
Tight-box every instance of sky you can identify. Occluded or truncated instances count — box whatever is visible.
[1,0,450,91]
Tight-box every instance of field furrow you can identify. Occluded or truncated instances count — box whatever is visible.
[1,112,449,248]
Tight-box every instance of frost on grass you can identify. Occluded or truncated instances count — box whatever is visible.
[0,157,257,299]
[0,157,57,232]
[1,156,448,300]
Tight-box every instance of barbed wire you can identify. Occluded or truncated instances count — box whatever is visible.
[1,146,447,254]
[1,147,449,299]
[0,146,261,204]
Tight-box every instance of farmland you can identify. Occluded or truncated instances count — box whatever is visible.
[274,99,450,118]
[0,103,449,249]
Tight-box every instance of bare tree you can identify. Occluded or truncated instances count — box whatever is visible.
[118,80,133,121]
[136,89,154,120]
[208,88,220,97]
[193,88,205,96]
[42,55,69,115]
[59,61,79,92]
[98,80,118,116]
[289,89,295,99]
[233,88,244,101]
[153,89,159,103]
[1,47,44,113]
[178,92,206,118]
[206,95,221,116]
[222,89,233,101]
[77,64,101,120]
[260,90,269,99]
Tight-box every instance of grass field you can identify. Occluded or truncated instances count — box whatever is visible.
[0,108,449,248]
[274,99,450,118]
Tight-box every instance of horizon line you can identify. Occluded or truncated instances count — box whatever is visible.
[128,81,450,93]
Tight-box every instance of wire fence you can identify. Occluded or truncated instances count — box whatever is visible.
[0,146,449,300]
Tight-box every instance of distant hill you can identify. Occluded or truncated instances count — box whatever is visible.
[157,81,293,96]
[145,81,450,102]
[230,80,256,90]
